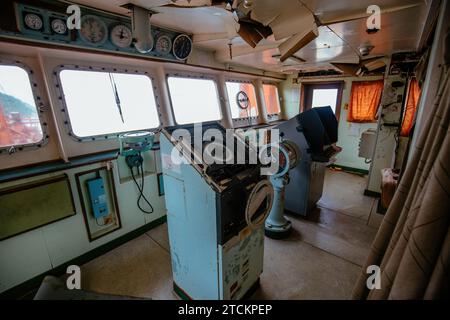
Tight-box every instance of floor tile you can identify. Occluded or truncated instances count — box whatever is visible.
[318,170,376,221]
[288,208,377,266]
[146,223,170,252]
[80,234,176,299]
[252,237,361,300]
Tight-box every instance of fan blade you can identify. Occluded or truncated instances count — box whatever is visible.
[237,22,262,48]
[320,3,421,26]
[331,63,360,76]
[279,27,318,62]
[362,57,386,71]
[236,18,272,48]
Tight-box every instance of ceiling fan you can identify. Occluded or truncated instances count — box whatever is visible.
[131,1,422,64]
[331,53,388,77]
[273,2,422,62]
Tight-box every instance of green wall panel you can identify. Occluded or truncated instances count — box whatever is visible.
[0,175,75,240]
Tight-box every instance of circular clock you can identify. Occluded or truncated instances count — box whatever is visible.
[79,15,108,46]
[172,34,192,60]
[51,18,67,35]
[24,13,43,31]
[110,24,133,48]
[155,35,172,55]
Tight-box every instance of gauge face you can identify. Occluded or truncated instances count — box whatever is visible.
[79,15,108,45]
[110,24,132,48]
[155,35,172,55]
[51,18,67,35]
[172,34,192,60]
[24,13,43,31]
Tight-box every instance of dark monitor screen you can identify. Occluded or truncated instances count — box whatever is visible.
[314,106,338,144]
[296,108,325,155]
[296,106,339,157]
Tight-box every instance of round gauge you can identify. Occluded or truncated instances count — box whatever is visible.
[110,24,133,48]
[172,34,192,60]
[155,35,172,55]
[51,18,67,35]
[24,13,43,30]
[79,15,108,45]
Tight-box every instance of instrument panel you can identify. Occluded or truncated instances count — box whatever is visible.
[9,2,193,62]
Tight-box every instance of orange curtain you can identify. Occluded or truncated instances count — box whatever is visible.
[400,78,421,137]
[348,80,384,122]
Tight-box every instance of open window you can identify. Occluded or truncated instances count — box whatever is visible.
[58,68,160,139]
[225,81,258,119]
[262,83,281,115]
[167,76,222,124]
[0,64,44,151]
[301,82,343,120]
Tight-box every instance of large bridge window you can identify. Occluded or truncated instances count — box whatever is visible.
[167,76,222,124]
[262,84,281,115]
[0,65,43,150]
[59,69,160,138]
[225,81,258,119]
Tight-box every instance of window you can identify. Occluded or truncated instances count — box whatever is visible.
[400,78,421,137]
[262,84,281,115]
[167,77,221,124]
[301,82,343,119]
[226,82,258,119]
[312,89,338,111]
[348,80,384,123]
[59,69,160,138]
[0,65,43,149]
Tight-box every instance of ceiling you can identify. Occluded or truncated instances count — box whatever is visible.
[69,0,429,74]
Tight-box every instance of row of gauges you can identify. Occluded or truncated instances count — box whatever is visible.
[21,11,192,60]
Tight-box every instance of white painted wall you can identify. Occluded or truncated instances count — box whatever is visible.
[0,158,166,293]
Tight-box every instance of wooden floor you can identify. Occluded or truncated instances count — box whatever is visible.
[79,169,384,299]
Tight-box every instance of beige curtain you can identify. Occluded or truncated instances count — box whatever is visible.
[352,68,450,300]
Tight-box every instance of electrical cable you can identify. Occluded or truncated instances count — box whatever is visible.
[129,160,154,214]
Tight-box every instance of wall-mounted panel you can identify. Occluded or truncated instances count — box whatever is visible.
[0,174,75,240]
[0,1,193,63]
[75,166,121,242]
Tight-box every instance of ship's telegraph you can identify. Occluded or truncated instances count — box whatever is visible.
[119,131,155,170]
[262,140,301,239]
[119,131,155,158]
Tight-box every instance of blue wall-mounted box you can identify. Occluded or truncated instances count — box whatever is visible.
[86,177,109,219]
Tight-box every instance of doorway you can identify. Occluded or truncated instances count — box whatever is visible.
[301,82,344,120]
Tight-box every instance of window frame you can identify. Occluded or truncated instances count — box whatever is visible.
[166,72,223,125]
[225,78,259,122]
[300,81,344,121]
[54,64,162,142]
[262,82,282,122]
[0,59,49,155]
